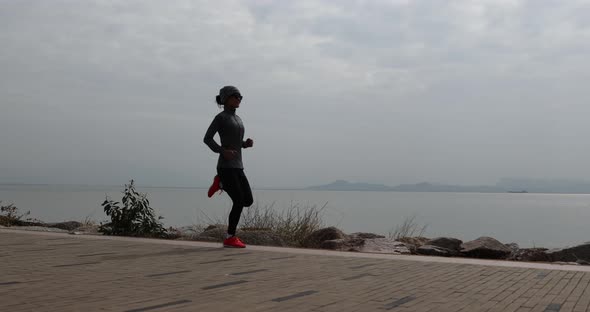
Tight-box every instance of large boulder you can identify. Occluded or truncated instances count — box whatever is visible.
[302,227,346,248]
[546,242,590,263]
[460,237,512,259]
[417,237,463,257]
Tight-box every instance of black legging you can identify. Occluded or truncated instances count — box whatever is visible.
[218,168,253,236]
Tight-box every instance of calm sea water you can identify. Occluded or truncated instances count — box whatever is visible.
[1,184,589,248]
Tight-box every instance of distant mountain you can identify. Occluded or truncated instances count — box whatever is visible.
[306,178,590,194]
[306,180,394,191]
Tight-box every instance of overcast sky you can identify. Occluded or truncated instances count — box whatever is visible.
[1,0,590,188]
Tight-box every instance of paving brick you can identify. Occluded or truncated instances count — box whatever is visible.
[3,229,590,312]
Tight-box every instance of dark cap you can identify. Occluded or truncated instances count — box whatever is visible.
[218,86,241,104]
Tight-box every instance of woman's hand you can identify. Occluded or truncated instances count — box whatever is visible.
[222,149,237,160]
[244,138,254,148]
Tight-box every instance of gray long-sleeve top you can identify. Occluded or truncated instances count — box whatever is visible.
[203,107,246,169]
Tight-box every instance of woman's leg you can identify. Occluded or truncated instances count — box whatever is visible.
[219,169,245,236]
[238,170,254,208]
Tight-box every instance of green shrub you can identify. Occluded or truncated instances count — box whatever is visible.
[99,180,168,238]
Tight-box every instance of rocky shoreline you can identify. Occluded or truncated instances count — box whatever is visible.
[284,226,590,266]
[2,221,589,266]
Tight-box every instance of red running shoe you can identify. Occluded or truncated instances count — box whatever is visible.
[207,175,221,198]
[223,236,246,248]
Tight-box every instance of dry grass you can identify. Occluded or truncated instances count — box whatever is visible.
[80,216,97,227]
[388,215,428,240]
[240,201,327,246]
[193,201,327,247]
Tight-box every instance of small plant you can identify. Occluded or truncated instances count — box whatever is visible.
[0,201,31,226]
[388,215,428,240]
[99,180,168,238]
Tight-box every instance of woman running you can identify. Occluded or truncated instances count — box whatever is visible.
[204,86,254,248]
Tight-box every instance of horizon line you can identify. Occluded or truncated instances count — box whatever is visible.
[0,182,306,190]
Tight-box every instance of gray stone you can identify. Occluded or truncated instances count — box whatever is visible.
[546,242,590,263]
[8,220,46,227]
[9,226,69,233]
[505,243,520,252]
[319,237,411,255]
[204,224,227,232]
[417,245,456,257]
[172,225,201,238]
[238,230,286,247]
[396,236,430,248]
[426,237,463,252]
[460,237,512,259]
[507,248,550,262]
[553,261,580,266]
[358,238,412,255]
[319,238,347,250]
[188,225,227,242]
[302,227,346,248]
[46,221,83,231]
[69,224,100,235]
[349,232,385,239]
[320,237,365,251]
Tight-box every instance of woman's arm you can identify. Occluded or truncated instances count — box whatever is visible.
[203,115,223,154]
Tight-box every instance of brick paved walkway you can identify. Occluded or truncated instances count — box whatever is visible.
[2,229,590,312]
